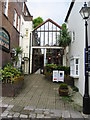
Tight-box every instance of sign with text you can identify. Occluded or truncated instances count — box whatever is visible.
[53,70,64,82]
[0,28,10,52]
[53,70,58,82]
[58,71,64,82]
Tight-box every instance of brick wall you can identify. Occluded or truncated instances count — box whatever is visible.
[1,2,23,67]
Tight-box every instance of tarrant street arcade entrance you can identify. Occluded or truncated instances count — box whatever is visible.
[31,18,64,73]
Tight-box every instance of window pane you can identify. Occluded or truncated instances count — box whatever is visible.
[22,3,24,12]
[26,29,28,37]
[13,10,17,28]
[76,71,78,75]
[4,0,8,16]
[76,59,78,64]
[76,65,78,70]
[70,58,79,76]
[73,31,75,41]
[17,16,20,31]
[70,59,74,76]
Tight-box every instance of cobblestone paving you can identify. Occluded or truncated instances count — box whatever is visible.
[0,74,90,119]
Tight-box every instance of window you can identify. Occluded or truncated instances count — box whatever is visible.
[70,59,74,76]
[26,29,28,37]
[4,0,8,16]
[75,59,79,75]
[17,15,20,31]
[22,3,24,12]
[72,31,75,42]
[13,9,17,28]
[70,57,79,78]
[25,11,28,16]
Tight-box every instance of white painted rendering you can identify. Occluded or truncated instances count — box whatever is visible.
[66,1,90,96]
[30,32,33,74]
[19,15,33,74]
[63,46,69,67]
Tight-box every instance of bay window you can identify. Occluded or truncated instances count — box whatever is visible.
[70,57,79,78]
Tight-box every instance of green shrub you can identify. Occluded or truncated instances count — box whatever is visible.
[45,64,70,76]
[72,86,79,92]
[59,83,68,89]
[0,63,22,83]
[45,64,57,73]
[57,66,70,75]
[62,96,73,102]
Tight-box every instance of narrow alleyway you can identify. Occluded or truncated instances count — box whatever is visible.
[0,74,90,119]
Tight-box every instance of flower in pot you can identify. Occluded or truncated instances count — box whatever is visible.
[59,83,69,96]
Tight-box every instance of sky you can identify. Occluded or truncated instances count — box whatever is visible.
[26,0,72,26]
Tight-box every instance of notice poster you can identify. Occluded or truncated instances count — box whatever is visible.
[58,71,64,82]
[53,70,58,82]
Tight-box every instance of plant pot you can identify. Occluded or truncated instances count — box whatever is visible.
[2,76,24,97]
[59,88,69,96]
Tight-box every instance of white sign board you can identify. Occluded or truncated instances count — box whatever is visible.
[53,70,64,82]
[53,70,58,82]
[58,71,64,82]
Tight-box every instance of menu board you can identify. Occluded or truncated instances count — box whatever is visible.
[53,70,58,82]
[58,71,64,82]
[53,70,64,82]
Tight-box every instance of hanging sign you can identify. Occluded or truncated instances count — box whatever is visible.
[0,28,10,52]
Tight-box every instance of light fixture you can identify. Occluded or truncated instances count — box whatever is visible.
[79,2,90,19]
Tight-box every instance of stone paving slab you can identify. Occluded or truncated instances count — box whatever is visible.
[13,112,20,118]
[0,104,90,119]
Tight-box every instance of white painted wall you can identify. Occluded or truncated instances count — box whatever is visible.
[19,15,33,74]
[67,1,85,95]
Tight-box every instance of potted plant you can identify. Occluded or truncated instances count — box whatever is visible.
[0,63,24,97]
[59,83,69,96]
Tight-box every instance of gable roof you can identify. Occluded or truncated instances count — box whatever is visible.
[65,0,75,22]
[33,18,62,31]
